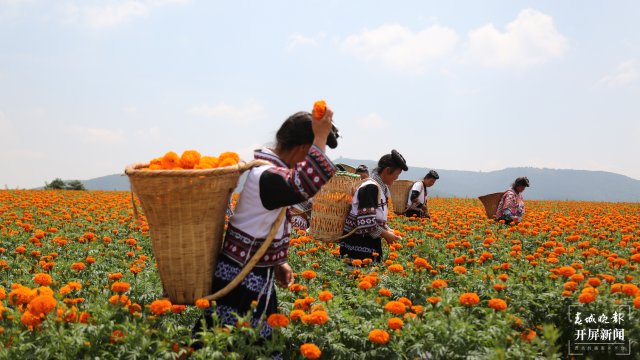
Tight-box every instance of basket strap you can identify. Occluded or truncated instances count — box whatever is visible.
[204,207,287,301]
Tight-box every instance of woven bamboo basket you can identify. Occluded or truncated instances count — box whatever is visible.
[336,163,356,174]
[478,192,506,219]
[125,160,271,305]
[308,171,362,242]
[390,180,415,215]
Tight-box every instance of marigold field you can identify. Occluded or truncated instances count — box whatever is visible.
[1,190,639,359]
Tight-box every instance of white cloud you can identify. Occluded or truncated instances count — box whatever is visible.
[355,113,386,129]
[286,33,322,52]
[64,0,189,28]
[189,100,266,125]
[596,60,639,88]
[70,127,126,144]
[341,24,458,72]
[463,8,567,69]
[0,0,31,5]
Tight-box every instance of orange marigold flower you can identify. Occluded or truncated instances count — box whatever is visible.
[218,152,240,167]
[149,299,172,316]
[427,297,441,304]
[557,266,576,277]
[200,156,219,168]
[368,329,390,345]
[578,292,596,304]
[431,279,447,289]
[388,264,404,273]
[108,272,124,281]
[161,151,180,169]
[521,329,536,342]
[634,296,640,310]
[28,294,57,316]
[21,311,42,328]
[170,305,186,314]
[318,291,333,302]
[71,262,85,271]
[33,273,52,286]
[414,257,429,269]
[290,309,305,321]
[384,301,407,315]
[111,282,131,293]
[622,284,639,297]
[0,287,5,300]
[493,283,507,291]
[110,330,125,344]
[311,100,326,120]
[267,313,290,328]
[195,298,210,309]
[180,150,201,169]
[398,297,412,307]
[587,278,601,287]
[488,298,507,311]
[301,270,317,280]
[109,294,131,306]
[388,317,404,330]
[379,288,392,297]
[302,310,329,325]
[300,343,322,359]
[459,293,480,306]
[358,280,372,290]
[453,266,467,274]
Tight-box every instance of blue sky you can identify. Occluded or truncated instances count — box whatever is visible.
[1,0,639,189]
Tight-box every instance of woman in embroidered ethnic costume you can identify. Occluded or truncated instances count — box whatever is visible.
[495,176,530,224]
[404,170,439,218]
[340,150,408,262]
[192,109,339,349]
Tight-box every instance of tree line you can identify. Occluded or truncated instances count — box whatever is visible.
[44,178,86,191]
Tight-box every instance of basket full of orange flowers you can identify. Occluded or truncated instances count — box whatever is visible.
[390,179,415,215]
[125,150,266,305]
[308,171,362,242]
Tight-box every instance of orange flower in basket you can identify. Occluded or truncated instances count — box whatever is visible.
[218,152,240,167]
[180,150,201,169]
[198,156,219,169]
[161,152,180,169]
[312,100,326,120]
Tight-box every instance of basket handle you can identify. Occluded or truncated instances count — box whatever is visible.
[204,207,287,301]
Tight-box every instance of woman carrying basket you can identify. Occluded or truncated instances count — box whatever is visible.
[339,150,407,262]
[193,109,338,345]
[495,176,529,224]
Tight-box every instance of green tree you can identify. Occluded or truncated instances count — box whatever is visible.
[44,178,66,190]
[65,180,86,191]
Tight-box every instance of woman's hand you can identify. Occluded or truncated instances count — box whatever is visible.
[382,230,401,245]
[312,107,333,152]
[275,262,294,289]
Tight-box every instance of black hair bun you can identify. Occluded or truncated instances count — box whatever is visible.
[327,124,339,149]
[391,149,408,171]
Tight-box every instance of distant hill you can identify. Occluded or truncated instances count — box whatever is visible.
[334,157,640,202]
[48,160,640,202]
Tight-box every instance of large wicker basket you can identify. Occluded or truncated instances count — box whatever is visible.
[478,192,506,219]
[125,160,270,305]
[308,171,362,242]
[336,163,356,174]
[390,180,415,215]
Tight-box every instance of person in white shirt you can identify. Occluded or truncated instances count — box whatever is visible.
[405,170,439,218]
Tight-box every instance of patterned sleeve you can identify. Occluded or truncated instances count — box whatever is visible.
[355,184,384,238]
[259,145,336,210]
